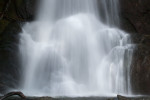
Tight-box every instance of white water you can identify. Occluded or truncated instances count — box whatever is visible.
[19,0,134,97]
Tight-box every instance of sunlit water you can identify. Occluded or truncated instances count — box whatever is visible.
[19,0,134,97]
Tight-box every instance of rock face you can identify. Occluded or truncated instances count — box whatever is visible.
[117,95,150,100]
[120,0,150,35]
[120,0,150,95]
[0,97,116,100]
[0,22,21,93]
[0,0,37,94]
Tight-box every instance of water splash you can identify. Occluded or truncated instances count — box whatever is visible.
[19,0,134,96]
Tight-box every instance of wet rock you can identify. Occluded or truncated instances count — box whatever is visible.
[0,96,117,100]
[129,32,150,95]
[0,22,22,94]
[0,0,37,34]
[120,0,150,35]
[0,0,38,94]
[131,43,150,94]
[117,95,150,100]
[120,0,150,95]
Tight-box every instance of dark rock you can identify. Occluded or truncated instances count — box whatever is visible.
[120,0,150,35]
[0,22,22,94]
[0,0,37,34]
[130,44,150,94]
[0,96,117,100]
[0,0,38,94]
[17,0,37,21]
[117,95,150,100]
[120,0,150,95]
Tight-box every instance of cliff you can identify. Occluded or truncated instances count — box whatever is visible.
[0,0,36,93]
[120,0,150,94]
[0,0,150,95]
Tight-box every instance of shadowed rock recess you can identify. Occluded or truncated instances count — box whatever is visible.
[0,0,150,95]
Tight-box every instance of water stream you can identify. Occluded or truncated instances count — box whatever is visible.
[19,0,134,97]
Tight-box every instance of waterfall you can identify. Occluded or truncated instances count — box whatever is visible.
[19,0,134,97]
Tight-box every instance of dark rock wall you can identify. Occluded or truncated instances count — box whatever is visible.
[0,0,37,94]
[120,0,150,95]
[120,0,150,35]
[0,22,21,93]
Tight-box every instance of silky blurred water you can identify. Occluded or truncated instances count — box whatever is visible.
[19,0,134,97]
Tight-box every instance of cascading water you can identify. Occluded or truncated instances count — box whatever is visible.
[19,0,134,97]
